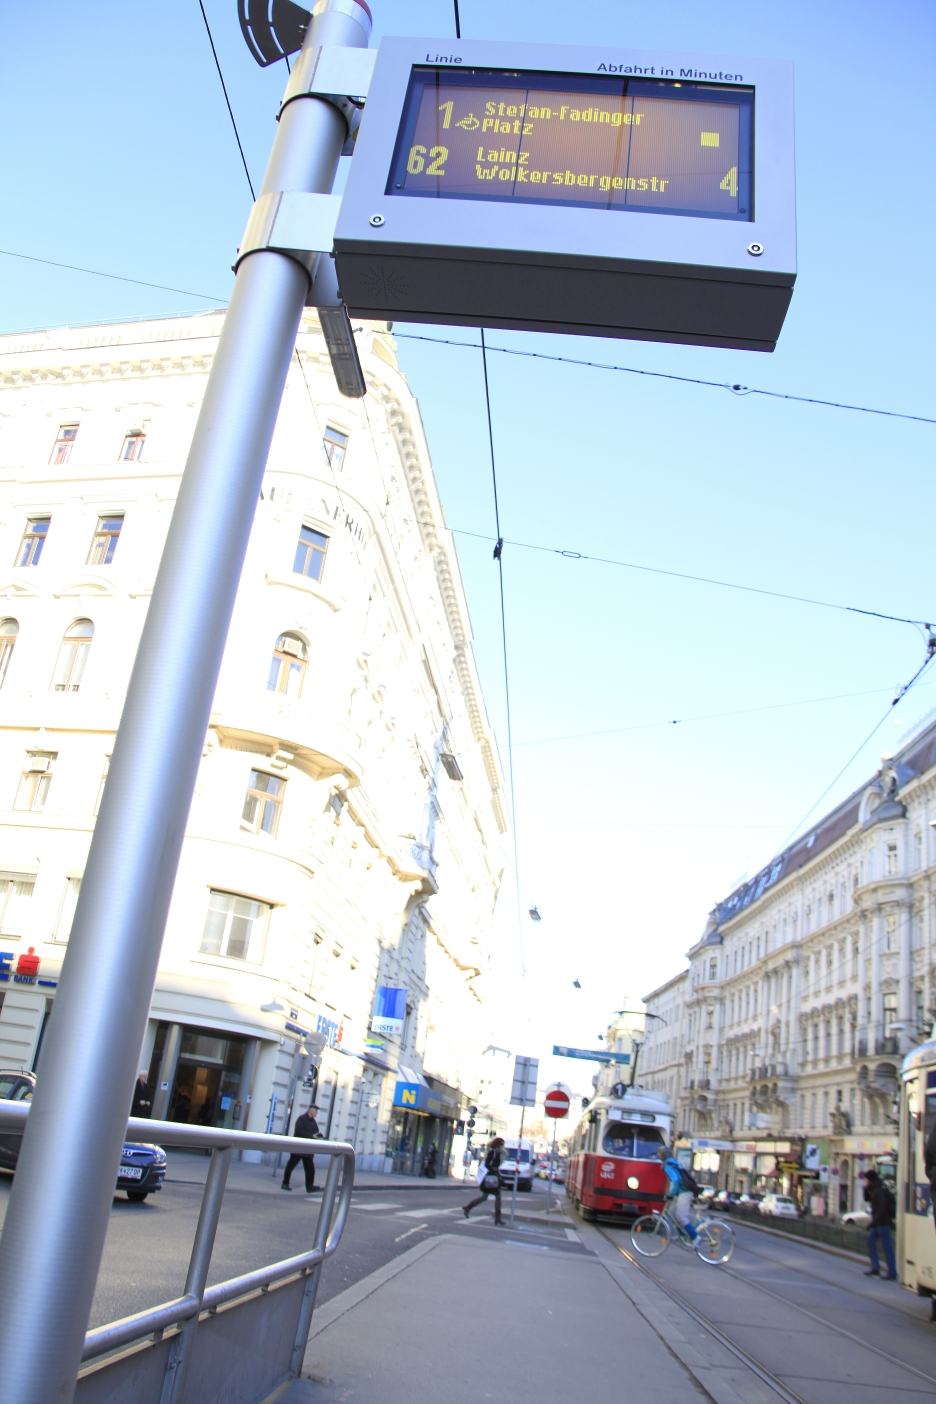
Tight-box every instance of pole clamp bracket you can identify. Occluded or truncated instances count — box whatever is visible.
[279,45,377,153]
[234,191,342,279]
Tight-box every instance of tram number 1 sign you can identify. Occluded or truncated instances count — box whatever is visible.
[545,1087,570,1119]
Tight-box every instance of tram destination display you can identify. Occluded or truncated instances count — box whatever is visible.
[388,70,753,222]
[334,38,795,350]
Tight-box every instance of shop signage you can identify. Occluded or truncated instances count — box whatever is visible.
[803,1143,820,1171]
[393,1079,460,1118]
[372,985,407,1037]
[0,949,51,985]
[336,37,796,350]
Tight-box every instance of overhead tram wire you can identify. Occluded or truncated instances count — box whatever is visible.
[393,332,936,428]
[482,328,527,977]
[197,0,257,200]
[447,526,933,633]
[1,251,934,429]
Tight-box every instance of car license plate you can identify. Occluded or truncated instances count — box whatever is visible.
[119,1165,144,1180]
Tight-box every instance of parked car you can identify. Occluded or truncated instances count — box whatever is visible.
[759,1193,799,1219]
[697,1185,717,1202]
[714,1190,740,1205]
[0,1070,167,1201]
[841,1208,871,1228]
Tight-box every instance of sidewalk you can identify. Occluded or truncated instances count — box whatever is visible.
[284,1229,708,1404]
[164,1150,479,1194]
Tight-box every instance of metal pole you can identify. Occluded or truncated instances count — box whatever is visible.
[161,1146,232,1404]
[0,5,371,1400]
[546,1123,555,1215]
[289,1152,343,1373]
[509,1105,525,1227]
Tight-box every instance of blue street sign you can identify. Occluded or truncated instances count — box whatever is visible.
[552,1044,631,1064]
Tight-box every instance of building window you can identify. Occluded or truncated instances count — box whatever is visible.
[293,525,328,581]
[54,876,81,942]
[52,619,94,692]
[120,433,145,462]
[241,770,285,837]
[883,990,898,1036]
[886,842,898,876]
[0,874,35,933]
[323,425,348,471]
[49,424,78,465]
[199,890,271,963]
[705,1005,714,1029]
[915,832,923,871]
[14,752,56,811]
[16,517,50,567]
[87,515,124,565]
[915,987,926,1033]
[709,958,717,980]
[0,619,18,687]
[267,632,307,697]
[884,914,897,953]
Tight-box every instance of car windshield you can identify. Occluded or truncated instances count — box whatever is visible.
[503,1149,530,1163]
[602,1122,666,1158]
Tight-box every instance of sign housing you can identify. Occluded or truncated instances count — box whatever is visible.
[335,37,796,351]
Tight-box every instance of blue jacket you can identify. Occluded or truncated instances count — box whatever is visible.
[662,1157,684,1198]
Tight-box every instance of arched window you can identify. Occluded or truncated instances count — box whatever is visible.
[267,632,307,697]
[52,619,94,693]
[0,619,18,688]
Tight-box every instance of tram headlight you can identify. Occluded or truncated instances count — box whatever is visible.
[627,1176,639,1189]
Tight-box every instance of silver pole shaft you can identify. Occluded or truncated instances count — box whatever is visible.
[162,1146,232,1404]
[509,1105,525,1227]
[0,5,371,1400]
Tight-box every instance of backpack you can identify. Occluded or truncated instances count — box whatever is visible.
[678,1165,702,1196]
[881,1183,896,1224]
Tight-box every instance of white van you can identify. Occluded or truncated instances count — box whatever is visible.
[499,1138,534,1192]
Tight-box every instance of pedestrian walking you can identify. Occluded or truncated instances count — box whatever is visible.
[131,1071,152,1118]
[863,1168,897,1279]
[421,1142,438,1179]
[463,1136,505,1224]
[281,1104,321,1196]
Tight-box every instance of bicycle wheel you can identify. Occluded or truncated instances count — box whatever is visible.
[694,1219,735,1264]
[630,1214,671,1257]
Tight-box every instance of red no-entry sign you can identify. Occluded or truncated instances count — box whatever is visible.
[545,1088,570,1119]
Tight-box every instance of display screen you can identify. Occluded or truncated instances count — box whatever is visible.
[387,68,754,221]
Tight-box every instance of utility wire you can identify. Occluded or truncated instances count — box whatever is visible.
[448,526,932,632]
[0,249,227,304]
[394,332,936,428]
[512,686,896,749]
[453,0,461,39]
[777,651,936,853]
[480,328,526,975]
[197,0,257,200]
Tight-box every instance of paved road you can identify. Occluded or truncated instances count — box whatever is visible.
[0,1161,578,1329]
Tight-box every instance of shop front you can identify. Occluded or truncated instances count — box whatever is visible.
[148,1021,260,1131]
[387,1075,464,1176]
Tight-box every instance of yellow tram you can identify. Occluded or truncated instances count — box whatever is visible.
[899,1037,936,1307]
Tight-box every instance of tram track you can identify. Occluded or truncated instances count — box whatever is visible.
[596,1224,936,1401]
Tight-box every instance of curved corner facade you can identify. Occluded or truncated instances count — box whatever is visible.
[0,310,504,1174]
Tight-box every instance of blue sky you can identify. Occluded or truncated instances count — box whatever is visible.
[2,1,935,1106]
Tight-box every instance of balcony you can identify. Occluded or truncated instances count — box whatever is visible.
[697,1077,711,1090]
[875,1036,899,1056]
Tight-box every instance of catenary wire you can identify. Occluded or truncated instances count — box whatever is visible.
[447,527,932,632]
[511,686,896,748]
[0,250,228,304]
[480,327,527,975]
[776,651,936,852]
[197,0,257,200]
[393,332,936,427]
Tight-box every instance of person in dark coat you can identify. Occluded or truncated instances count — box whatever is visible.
[281,1105,321,1195]
[863,1168,897,1279]
[463,1137,505,1225]
[422,1143,438,1179]
[131,1071,152,1118]
[924,1119,936,1230]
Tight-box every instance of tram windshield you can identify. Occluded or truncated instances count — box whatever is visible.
[602,1121,666,1159]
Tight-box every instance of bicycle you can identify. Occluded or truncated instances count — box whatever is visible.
[630,1202,735,1263]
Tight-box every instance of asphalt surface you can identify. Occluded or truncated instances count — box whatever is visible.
[0,1162,580,1329]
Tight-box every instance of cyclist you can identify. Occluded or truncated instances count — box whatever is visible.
[658,1145,699,1242]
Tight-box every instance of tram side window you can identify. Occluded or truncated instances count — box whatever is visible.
[603,1122,667,1159]
[925,1074,936,1146]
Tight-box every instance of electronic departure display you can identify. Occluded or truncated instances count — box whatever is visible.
[387,69,753,221]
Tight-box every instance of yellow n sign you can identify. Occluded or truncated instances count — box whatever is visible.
[401,1088,417,1106]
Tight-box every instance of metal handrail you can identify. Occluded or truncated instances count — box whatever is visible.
[0,1103,355,1378]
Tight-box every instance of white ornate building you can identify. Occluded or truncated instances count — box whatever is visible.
[641,727,936,1212]
[0,309,505,1173]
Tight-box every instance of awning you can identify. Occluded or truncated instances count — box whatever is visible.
[393,1079,461,1118]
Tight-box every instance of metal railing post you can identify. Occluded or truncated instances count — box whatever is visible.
[290,1154,343,1374]
[160,1146,232,1404]
[0,4,371,1399]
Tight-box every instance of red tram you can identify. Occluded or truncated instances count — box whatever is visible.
[566,1087,674,1221]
